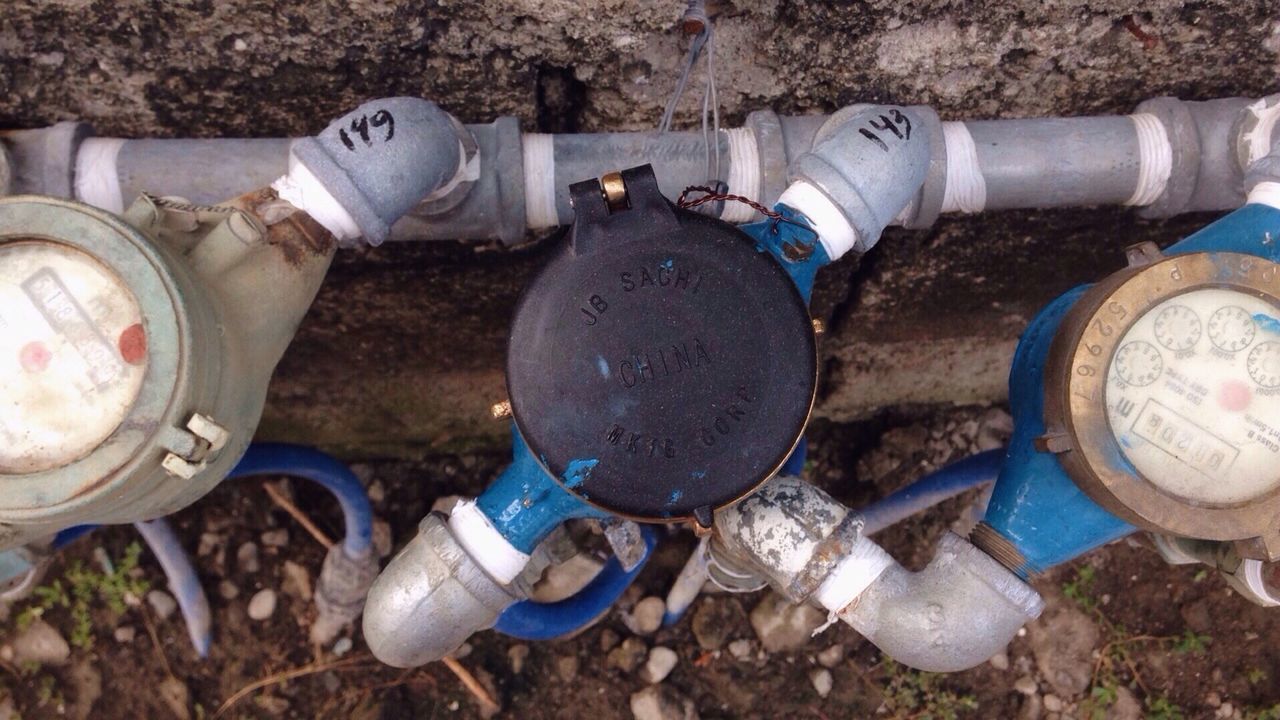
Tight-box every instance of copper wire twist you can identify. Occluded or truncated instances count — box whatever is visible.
[676,185,820,250]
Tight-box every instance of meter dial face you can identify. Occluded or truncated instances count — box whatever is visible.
[1104,287,1280,506]
[1153,304,1202,351]
[0,241,148,474]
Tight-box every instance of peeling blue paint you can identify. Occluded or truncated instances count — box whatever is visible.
[1254,313,1280,335]
[563,458,599,489]
[595,355,610,377]
[690,469,707,480]
[661,258,673,270]
[667,489,683,505]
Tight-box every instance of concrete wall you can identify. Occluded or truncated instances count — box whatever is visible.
[2,1,1278,456]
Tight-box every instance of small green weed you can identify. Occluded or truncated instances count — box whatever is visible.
[13,542,150,651]
[879,659,979,720]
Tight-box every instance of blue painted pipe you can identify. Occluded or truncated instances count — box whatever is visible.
[494,523,660,641]
[475,428,609,554]
[133,518,212,658]
[861,449,1004,535]
[228,443,374,558]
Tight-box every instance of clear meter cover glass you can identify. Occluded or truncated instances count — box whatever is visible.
[1105,287,1280,505]
[0,241,148,474]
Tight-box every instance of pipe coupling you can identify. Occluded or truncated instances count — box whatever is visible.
[362,513,521,667]
[289,97,466,245]
[784,104,931,258]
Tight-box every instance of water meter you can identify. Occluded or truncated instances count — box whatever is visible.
[0,193,330,549]
[505,165,817,525]
[1041,245,1280,554]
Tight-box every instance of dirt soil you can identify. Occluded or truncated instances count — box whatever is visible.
[2,407,1279,720]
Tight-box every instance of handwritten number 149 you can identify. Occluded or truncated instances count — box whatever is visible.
[339,110,395,151]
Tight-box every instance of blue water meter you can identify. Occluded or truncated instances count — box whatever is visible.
[976,204,1280,576]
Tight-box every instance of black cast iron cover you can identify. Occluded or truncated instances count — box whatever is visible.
[506,165,816,525]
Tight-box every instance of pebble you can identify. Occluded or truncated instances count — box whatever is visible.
[691,598,740,650]
[67,658,102,720]
[367,479,385,504]
[640,646,678,683]
[248,589,277,620]
[1111,687,1142,720]
[197,532,223,558]
[321,672,341,694]
[232,37,248,52]
[1215,703,1235,719]
[236,542,261,573]
[372,520,393,559]
[260,529,289,548]
[599,628,621,652]
[1043,694,1063,712]
[989,650,1010,671]
[332,637,353,657]
[1014,676,1038,695]
[281,560,312,601]
[114,626,136,644]
[629,685,699,720]
[11,620,71,666]
[508,644,530,674]
[748,593,827,653]
[147,590,178,620]
[1028,601,1100,697]
[727,639,753,661]
[625,596,666,636]
[817,644,845,668]
[531,554,605,603]
[218,580,240,600]
[607,637,648,672]
[431,495,464,515]
[1205,692,1222,708]
[810,668,833,699]
[555,655,580,682]
[976,408,1014,451]
[159,676,191,720]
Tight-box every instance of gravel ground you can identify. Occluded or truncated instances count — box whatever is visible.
[2,406,1280,719]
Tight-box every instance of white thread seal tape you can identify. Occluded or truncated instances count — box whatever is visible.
[722,127,761,223]
[1243,97,1280,169]
[1248,181,1280,211]
[74,138,127,215]
[940,122,986,214]
[448,500,531,586]
[271,156,362,242]
[812,534,895,614]
[778,180,859,259]
[523,133,558,229]
[1126,113,1172,206]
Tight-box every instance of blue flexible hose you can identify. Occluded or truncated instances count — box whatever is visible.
[494,524,661,641]
[227,443,374,558]
[51,524,98,550]
[860,449,1004,535]
[133,518,212,658]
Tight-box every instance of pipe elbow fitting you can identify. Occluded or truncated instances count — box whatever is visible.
[362,514,519,667]
[784,104,931,258]
[713,475,858,600]
[288,97,466,245]
[838,532,1044,673]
